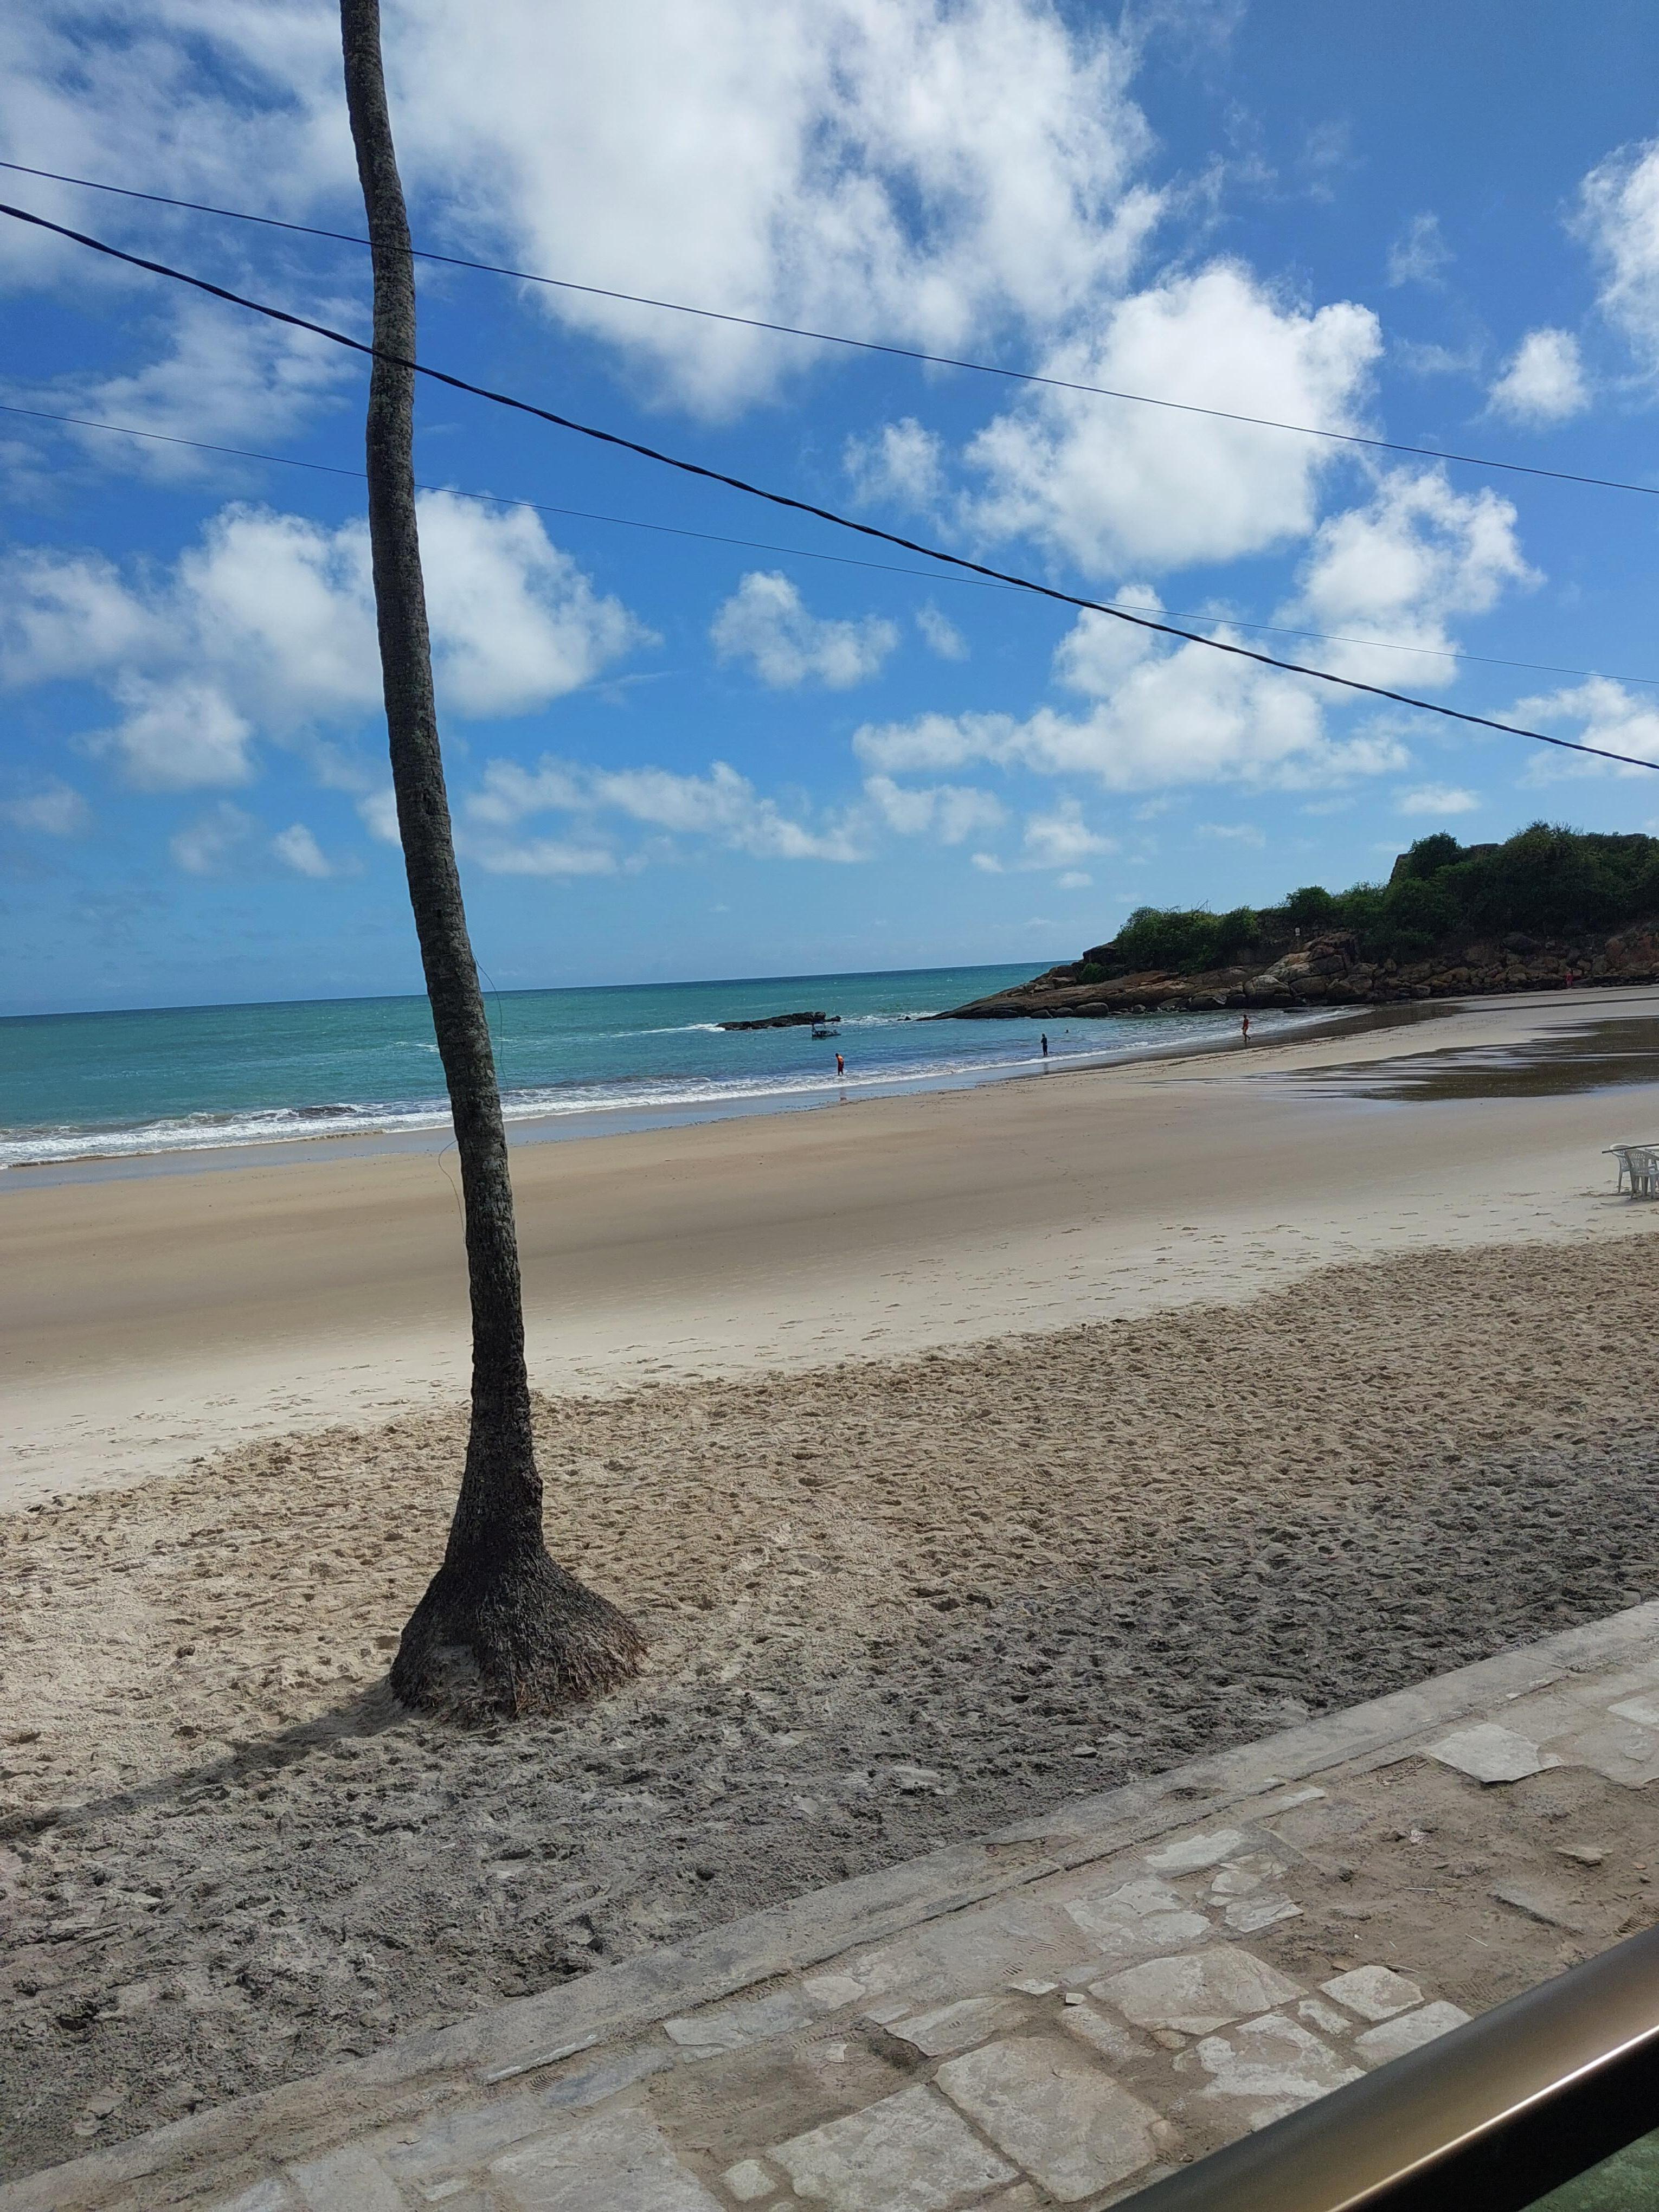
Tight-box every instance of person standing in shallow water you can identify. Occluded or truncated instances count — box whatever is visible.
[1040,1032,1049,1059]
[835,1050,845,1078]
[1240,1013,1251,1041]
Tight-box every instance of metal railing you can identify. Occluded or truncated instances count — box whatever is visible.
[1119,1922,1659,2211]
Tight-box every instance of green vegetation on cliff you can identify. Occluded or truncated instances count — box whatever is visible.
[1077,824,1659,980]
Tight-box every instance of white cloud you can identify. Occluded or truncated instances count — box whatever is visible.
[1,780,91,835]
[0,496,647,789]
[863,773,1004,843]
[1510,676,1659,777]
[1198,820,1265,845]
[1057,869,1091,889]
[466,760,589,828]
[1275,469,1536,689]
[271,822,335,877]
[915,604,969,660]
[845,419,946,508]
[1053,591,1165,695]
[0,549,153,683]
[859,614,1410,793]
[711,572,898,689]
[964,263,1380,575]
[1578,138,1659,374]
[417,496,652,716]
[1387,212,1451,288]
[384,0,1161,412]
[170,800,255,876]
[466,754,866,863]
[466,837,619,878]
[1397,784,1480,816]
[1487,329,1589,425]
[53,299,351,479]
[0,4,1161,416]
[99,678,257,791]
[357,788,402,844]
[1021,799,1114,867]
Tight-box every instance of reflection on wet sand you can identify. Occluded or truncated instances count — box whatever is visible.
[1291,1015,1659,1102]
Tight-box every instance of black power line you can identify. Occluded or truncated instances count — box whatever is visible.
[3,194,1654,776]
[3,154,1655,506]
[7,396,1655,692]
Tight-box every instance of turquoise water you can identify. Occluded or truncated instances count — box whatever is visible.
[0,965,1275,1170]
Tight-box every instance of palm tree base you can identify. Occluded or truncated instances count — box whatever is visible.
[389,1546,646,1721]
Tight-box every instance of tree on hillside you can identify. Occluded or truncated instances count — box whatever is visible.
[338,0,645,1718]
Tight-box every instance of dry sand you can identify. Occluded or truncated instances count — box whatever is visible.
[6,987,1659,2172]
[8,985,1659,1510]
[7,1237,1659,2170]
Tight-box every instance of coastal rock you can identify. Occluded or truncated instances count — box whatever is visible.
[935,921,1659,1023]
[719,1011,837,1031]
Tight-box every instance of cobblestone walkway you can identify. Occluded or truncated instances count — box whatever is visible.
[8,1603,1659,2212]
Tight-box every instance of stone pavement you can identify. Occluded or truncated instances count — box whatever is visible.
[7,1602,1659,2212]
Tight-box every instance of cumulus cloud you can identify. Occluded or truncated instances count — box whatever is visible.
[1198,820,1265,845]
[915,605,969,660]
[1,3,1161,415]
[0,496,647,790]
[964,263,1380,575]
[1397,784,1480,815]
[170,800,255,876]
[385,0,1161,411]
[271,822,336,877]
[845,419,947,508]
[1275,469,1536,689]
[863,774,1004,843]
[1021,798,1115,867]
[357,788,402,844]
[1487,329,1589,425]
[1578,138,1659,375]
[858,613,1410,794]
[711,573,898,689]
[52,300,351,479]
[1386,212,1451,288]
[1510,676,1659,776]
[0,780,91,835]
[97,677,256,792]
[466,754,866,864]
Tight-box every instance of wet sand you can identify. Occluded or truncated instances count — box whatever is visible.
[6,983,1659,1510]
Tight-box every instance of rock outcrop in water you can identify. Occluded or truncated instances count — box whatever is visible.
[938,826,1659,1020]
[719,1010,837,1031]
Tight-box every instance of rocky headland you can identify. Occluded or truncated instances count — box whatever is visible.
[941,922,1659,1020]
[941,825,1659,1020]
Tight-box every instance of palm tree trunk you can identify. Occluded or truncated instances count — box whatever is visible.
[339,0,644,1719]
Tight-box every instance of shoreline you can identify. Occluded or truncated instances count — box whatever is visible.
[1,1002,1353,1190]
[5,982,1659,1512]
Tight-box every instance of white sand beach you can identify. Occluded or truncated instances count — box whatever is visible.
[4,983,1658,1509]
[7,984,1659,2170]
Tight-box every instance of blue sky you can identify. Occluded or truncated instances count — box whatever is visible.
[5,0,1659,1015]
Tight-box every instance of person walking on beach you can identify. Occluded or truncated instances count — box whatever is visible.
[1040,1032,1049,1059]
[1240,1012,1251,1041]
[835,1050,845,1078]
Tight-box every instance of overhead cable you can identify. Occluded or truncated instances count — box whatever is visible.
[2,195,1653,775]
[2,155,1655,505]
[7,396,1654,692]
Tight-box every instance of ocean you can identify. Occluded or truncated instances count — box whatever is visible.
[0,964,1281,1172]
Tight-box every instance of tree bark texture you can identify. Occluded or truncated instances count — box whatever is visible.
[339,0,644,1718]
